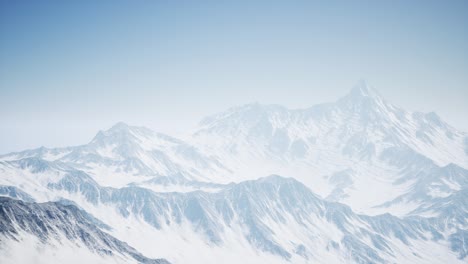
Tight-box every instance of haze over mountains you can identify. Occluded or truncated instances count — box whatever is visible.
[1,81,467,263]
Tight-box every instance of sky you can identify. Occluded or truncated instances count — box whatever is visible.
[1,0,467,153]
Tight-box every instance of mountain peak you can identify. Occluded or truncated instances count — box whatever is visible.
[104,122,154,136]
[337,80,387,107]
[91,122,142,145]
[348,80,380,99]
[351,79,370,95]
[108,122,131,131]
[90,122,133,140]
[333,81,396,123]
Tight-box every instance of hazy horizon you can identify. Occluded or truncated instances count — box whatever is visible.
[1,0,467,153]
[1,80,466,154]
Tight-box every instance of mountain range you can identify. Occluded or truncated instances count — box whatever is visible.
[0,81,466,263]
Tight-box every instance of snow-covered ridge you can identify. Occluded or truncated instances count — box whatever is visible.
[0,81,467,263]
[1,81,467,215]
[2,172,466,263]
[0,197,169,264]
[192,81,467,169]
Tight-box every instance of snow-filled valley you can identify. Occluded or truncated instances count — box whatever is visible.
[1,81,467,263]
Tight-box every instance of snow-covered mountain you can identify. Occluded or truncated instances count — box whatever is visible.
[190,81,468,215]
[0,81,466,263]
[0,122,228,187]
[192,81,467,170]
[0,197,169,264]
[0,170,465,263]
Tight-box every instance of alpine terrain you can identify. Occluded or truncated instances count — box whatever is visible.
[1,81,467,263]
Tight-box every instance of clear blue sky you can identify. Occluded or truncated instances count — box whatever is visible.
[1,0,467,153]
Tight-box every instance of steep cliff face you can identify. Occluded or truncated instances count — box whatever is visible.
[0,197,169,264]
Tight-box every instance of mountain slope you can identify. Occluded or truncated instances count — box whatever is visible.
[0,81,466,263]
[1,82,465,216]
[192,81,467,169]
[189,81,468,214]
[0,122,229,187]
[23,169,466,263]
[0,197,169,264]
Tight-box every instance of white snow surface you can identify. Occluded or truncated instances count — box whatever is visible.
[1,82,467,263]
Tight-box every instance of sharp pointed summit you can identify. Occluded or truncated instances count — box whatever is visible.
[336,80,390,116]
[93,122,157,143]
[347,80,382,100]
[109,121,131,131]
[91,122,134,144]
